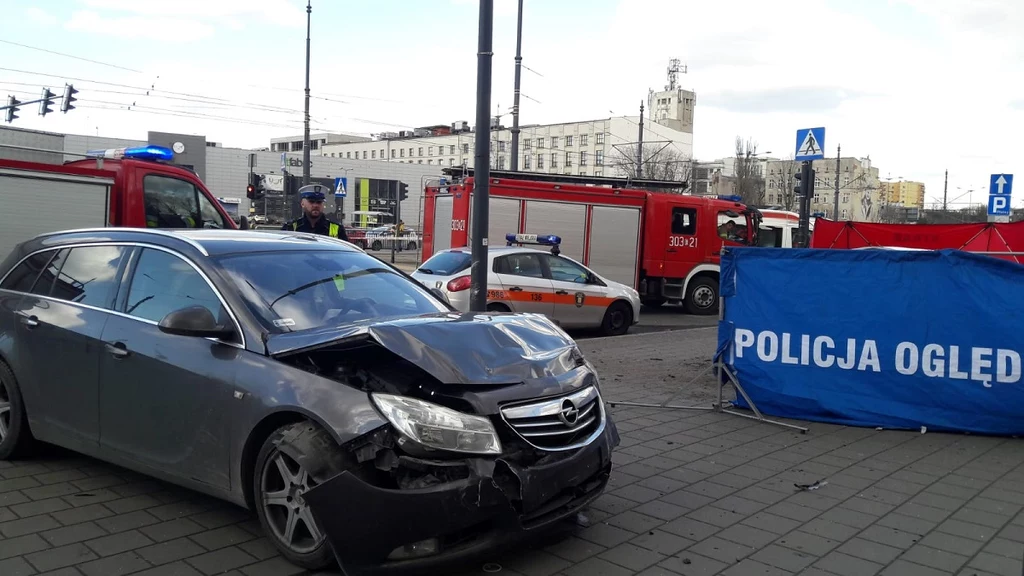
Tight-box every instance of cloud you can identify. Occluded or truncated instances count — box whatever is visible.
[64,10,216,42]
[701,87,873,114]
[1011,100,1024,110]
[25,7,58,27]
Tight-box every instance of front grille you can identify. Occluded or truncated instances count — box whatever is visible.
[500,386,604,451]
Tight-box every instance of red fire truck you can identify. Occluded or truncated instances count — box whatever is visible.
[421,171,761,314]
[0,145,240,258]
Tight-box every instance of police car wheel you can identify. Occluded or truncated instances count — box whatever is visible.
[685,276,719,315]
[601,301,632,336]
[371,241,382,251]
[486,303,511,312]
[0,361,36,460]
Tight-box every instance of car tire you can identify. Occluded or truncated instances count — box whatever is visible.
[407,241,417,250]
[253,422,343,571]
[600,301,632,336]
[0,361,35,460]
[685,276,719,315]
[486,302,511,312]
[370,240,382,251]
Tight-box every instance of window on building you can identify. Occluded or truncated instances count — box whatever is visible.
[449,145,455,154]
[428,147,434,156]
[595,151,604,166]
[551,137,559,148]
[346,152,351,159]
[409,148,414,156]
[844,176,850,186]
[565,135,573,147]
[498,156,506,169]
[418,147,423,157]
[449,159,455,166]
[524,155,531,169]
[841,208,849,219]
[550,153,558,168]
[537,155,544,169]
[537,138,545,149]
[462,143,470,154]
[524,139,532,150]
[428,160,433,165]
[400,149,405,158]
[580,151,587,166]
[380,149,384,158]
[565,151,572,167]
[814,178,821,187]
[498,141,507,153]
[596,133,605,145]
[825,178,832,188]
[391,149,396,158]
[580,134,588,146]
[594,170,602,177]
[371,150,376,159]
[418,160,423,164]
[362,151,367,159]
[842,193,850,204]
[310,141,319,150]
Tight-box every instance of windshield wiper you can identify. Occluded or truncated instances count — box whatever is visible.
[268,268,391,309]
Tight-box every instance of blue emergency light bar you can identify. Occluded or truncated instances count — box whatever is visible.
[717,194,742,202]
[505,233,561,246]
[85,145,175,162]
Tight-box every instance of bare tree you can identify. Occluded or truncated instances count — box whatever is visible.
[733,136,765,206]
[610,143,693,184]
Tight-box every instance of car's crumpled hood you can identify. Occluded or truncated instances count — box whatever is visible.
[266,312,582,385]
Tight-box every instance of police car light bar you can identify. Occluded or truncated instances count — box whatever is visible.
[85,145,175,162]
[717,194,742,202]
[505,233,561,246]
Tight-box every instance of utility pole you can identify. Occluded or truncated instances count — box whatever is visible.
[302,0,312,185]
[470,0,494,312]
[833,144,840,219]
[636,101,644,177]
[510,0,524,172]
[943,169,948,211]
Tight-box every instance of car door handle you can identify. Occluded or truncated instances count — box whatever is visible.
[20,315,39,328]
[508,286,523,292]
[105,342,130,359]
[555,290,569,295]
[667,248,678,253]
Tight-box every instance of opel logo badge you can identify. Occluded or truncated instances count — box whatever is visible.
[559,398,580,426]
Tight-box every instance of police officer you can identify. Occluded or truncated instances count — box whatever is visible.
[283,184,348,241]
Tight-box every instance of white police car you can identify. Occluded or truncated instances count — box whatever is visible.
[412,234,641,336]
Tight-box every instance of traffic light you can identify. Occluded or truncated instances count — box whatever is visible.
[398,181,408,202]
[38,87,55,116]
[61,84,78,113]
[246,173,261,200]
[4,95,20,123]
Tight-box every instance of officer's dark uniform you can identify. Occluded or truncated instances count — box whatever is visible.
[283,185,348,241]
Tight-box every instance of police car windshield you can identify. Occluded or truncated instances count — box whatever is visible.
[417,251,471,275]
[216,251,448,332]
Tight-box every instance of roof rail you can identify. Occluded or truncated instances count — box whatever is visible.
[32,227,210,256]
[440,167,688,192]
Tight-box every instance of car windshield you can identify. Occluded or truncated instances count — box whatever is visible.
[417,251,471,275]
[216,250,448,332]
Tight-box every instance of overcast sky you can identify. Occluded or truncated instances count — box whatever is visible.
[2,0,1021,208]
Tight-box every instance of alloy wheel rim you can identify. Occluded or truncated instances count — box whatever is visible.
[694,286,715,308]
[260,450,325,554]
[0,378,10,443]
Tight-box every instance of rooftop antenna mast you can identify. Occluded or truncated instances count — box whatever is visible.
[666,58,687,90]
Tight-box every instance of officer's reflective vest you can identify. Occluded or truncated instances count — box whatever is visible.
[292,221,341,238]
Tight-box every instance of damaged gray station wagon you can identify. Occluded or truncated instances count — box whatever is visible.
[0,228,619,575]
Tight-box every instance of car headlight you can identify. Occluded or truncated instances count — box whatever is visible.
[371,393,502,455]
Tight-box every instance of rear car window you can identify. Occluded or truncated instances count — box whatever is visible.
[0,251,56,293]
[418,251,471,275]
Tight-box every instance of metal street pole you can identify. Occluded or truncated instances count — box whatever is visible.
[302,0,312,185]
[509,0,524,172]
[470,0,494,312]
[833,144,840,219]
[636,101,644,177]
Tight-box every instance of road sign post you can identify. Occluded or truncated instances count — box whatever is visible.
[793,127,824,246]
[987,173,1013,223]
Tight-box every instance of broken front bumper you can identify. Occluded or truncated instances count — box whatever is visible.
[304,419,620,576]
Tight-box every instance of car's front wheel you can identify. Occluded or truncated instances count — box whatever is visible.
[600,301,632,336]
[0,361,35,460]
[253,422,339,570]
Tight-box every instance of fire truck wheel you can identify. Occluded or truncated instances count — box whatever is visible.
[685,276,719,315]
[600,301,632,336]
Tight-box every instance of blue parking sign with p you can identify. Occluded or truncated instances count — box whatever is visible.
[334,177,347,197]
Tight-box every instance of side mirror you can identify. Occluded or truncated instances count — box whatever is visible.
[238,216,250,230]
[158,306,235,340]
[428,287,450,305]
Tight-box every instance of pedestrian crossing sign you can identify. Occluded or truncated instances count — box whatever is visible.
[795,127,826,161]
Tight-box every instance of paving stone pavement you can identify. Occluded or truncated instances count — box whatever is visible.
[2,328,1024,576]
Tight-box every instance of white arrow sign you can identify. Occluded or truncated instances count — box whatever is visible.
[995,175,1007,194]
